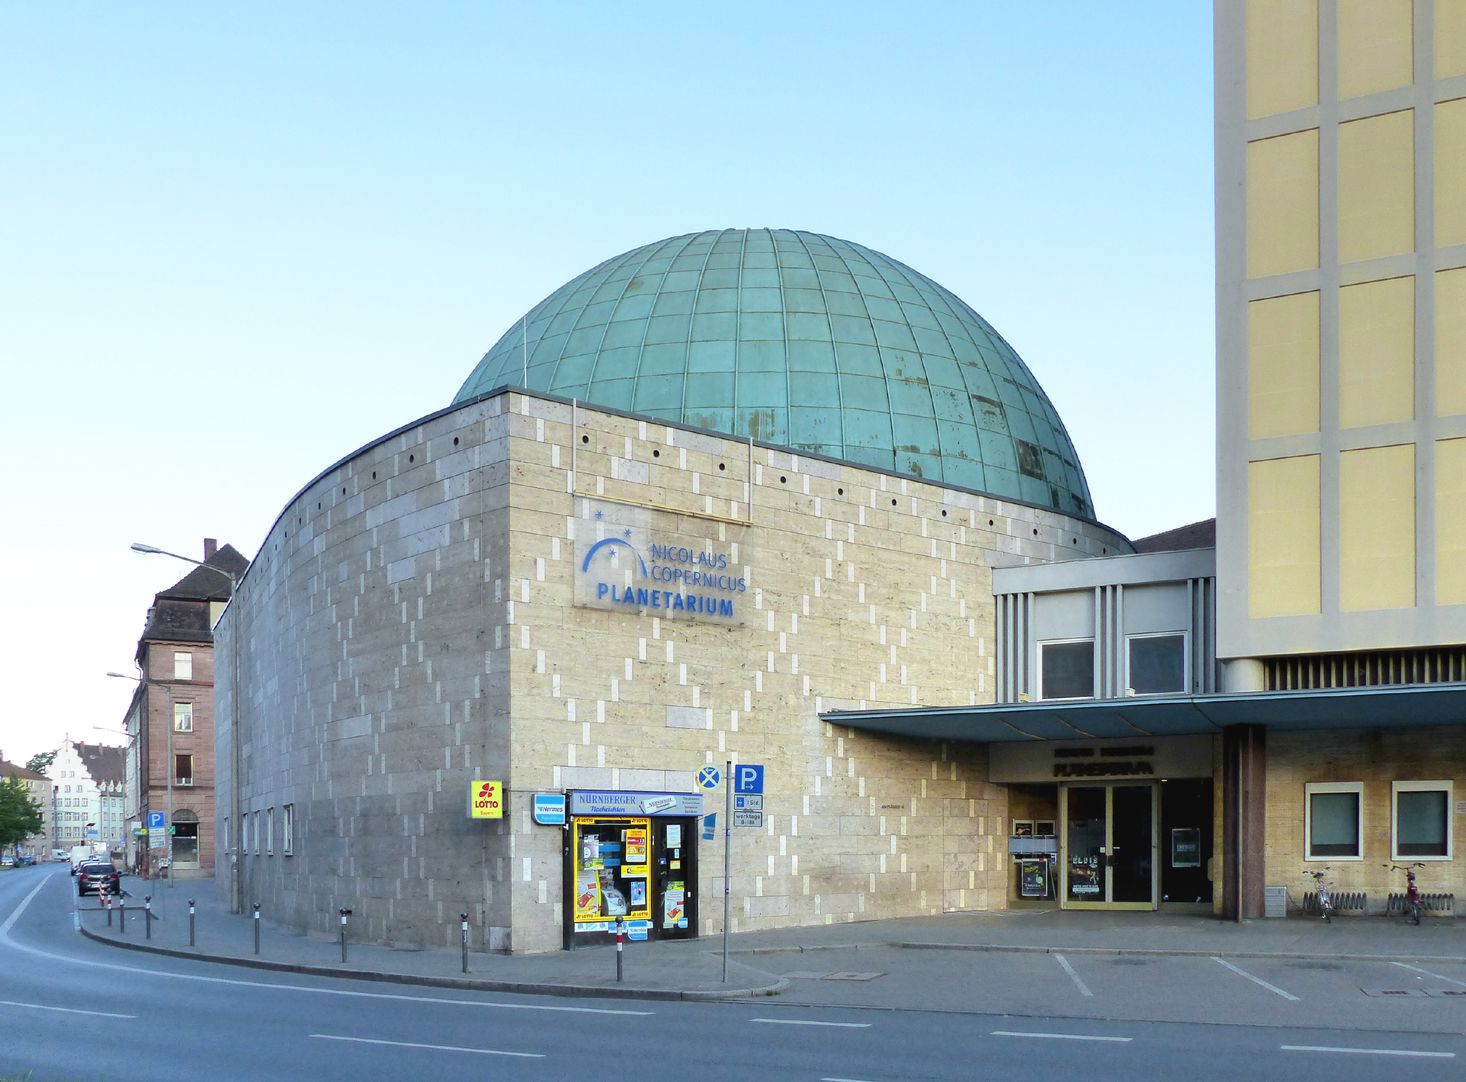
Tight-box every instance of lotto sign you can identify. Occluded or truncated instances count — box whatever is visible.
[468,780,505,819]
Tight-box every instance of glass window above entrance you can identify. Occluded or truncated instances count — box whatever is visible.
[1126,633,1186,694]
[1040,640,1094,700]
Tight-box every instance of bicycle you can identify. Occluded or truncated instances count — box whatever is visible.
[1386,863,1426,924]
[1304,868,1335,922]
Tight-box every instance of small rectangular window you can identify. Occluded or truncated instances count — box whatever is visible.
[1306,782,1364,860]
[173,702,193,733]
[266,807,274,855]
[222,816,230,853]
[1039,640,1094,700]
[174,651,192,680]
[1393,781,1452,860]
[1126,633,1187,695]
[283,804,294,856]
[252,810,260,855]
[174,753,194,786]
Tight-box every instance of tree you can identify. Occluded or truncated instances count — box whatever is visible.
[0,776,44,851]
[25,750,56,776]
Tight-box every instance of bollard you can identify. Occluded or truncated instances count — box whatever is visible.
[615,916,625,983]
[188,900,196,947]
[103,890,112,927]
[252,903,261,955]
[460,913,469,974]
[144,896,152,940]
[118,898,126,935]
[339,908,352,964]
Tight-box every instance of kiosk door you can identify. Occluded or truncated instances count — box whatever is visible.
[652,818,696,939]
[1061,783,1157,910]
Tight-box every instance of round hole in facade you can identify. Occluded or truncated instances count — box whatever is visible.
[837,488,844,496]
[409,454,415,464]
[453,437,459,446]
[582,435,589,444]
[372,471,377,480]
[988,519,994,526]
[718,463,725,471]
[941,509,947,517]
[891,498,898,506]
[653,449,660,458]
[779,475,787,484]
[1033,529,1038,535]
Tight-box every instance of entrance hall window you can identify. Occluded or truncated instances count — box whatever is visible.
[1126,633,1186,694]
[1305,782,1363,860]
[1393,781,1452,860]
[1038,640,1094,700]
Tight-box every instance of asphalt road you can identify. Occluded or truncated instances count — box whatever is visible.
[2,864,1464,1082]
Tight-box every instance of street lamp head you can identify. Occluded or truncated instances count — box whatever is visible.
[130,543,164,554]
[105,672,138,681]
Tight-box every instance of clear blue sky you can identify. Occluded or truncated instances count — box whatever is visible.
[0,3,1215,764]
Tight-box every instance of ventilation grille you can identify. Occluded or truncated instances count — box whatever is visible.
[1266,648,1466,691]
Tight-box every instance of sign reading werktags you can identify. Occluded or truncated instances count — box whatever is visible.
[468,780,505,819]
[574,500,750,626]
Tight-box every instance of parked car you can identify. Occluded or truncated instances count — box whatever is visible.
[0,855,14,868]
[76,861,120,897]
[16,855,35,866]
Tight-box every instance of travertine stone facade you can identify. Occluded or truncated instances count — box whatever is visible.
[218,390,1128,953]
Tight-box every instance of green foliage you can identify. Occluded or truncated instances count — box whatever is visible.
[0,776,44,850]
[24,750,56,776]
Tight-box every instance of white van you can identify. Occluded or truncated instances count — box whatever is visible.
[68,845,93,874]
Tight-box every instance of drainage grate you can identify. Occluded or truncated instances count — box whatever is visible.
[823,972,884,981]
[1424,989,1466,998]
[1361,988,1428,997]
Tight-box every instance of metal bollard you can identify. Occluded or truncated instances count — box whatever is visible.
[188,900,196,947]
[460,913,470,974]
[615,916,625,983]
[339,908,352,964]
[144,896,152,940]
[252,903,261,955]
[103,891,112,927]
[118,898,126,935]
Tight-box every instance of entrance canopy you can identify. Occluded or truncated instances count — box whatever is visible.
[822,683,1466,743]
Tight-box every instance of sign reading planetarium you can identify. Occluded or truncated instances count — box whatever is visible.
[574,501,749,625]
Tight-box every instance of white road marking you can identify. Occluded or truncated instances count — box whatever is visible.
[310,1034,542,1058]
[1390,961,1466,989]
[1054,953,1093,997]
[0,874,651,1016]
[821,1078,880,1082]
[1211,956,1299,1001]
[0,998,136,1020]
[751,1018,871,1028]
[1282,1044,1454,1059]
[992,1030,1131,1043]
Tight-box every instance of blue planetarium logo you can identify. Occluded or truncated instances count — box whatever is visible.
[579,514,747,620]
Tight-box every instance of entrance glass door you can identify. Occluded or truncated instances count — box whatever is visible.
[1061,783,1157,910]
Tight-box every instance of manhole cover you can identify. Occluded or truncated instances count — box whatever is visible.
[823,972,884,981]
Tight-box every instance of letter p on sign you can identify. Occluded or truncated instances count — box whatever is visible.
[468,780,505,819]
[733,764,764,794]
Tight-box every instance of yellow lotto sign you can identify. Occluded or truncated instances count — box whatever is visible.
[468,780,505,819]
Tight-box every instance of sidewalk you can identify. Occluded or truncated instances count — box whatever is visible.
[76,880,1464,1002]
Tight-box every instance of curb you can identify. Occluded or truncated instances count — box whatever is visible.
[75,923,789,1001]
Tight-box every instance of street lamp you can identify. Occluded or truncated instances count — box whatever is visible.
[105,673,173,887]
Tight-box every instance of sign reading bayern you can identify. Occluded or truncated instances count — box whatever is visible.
[468,780,505,819]
[574,502,749,625]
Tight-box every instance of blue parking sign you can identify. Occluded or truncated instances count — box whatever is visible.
[147,811,166,830]
[732,764,764,794]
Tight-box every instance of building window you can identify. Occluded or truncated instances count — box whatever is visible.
[174,651,192,680]
[1393,781,1452,860]
[253,811,261,855]
[1126,633,1187,694]
[173,702,194,732]
[222,816,230,853]
[266,808,275,855]
[283,804,294,855]
[1305,782,1364,860]
[1038,639,1095,700]
[174,754,194,786]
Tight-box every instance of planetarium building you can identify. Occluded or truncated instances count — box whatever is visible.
[215,229,1134,953]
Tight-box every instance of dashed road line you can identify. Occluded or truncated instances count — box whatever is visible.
[1211,957,1299,1001]
[1054,953,1093,997]
[1282,1044,1454,1059]
[992,1031,1131,1043]
[0,998,135,1020]
[751,1018,871,1028]
[310,1034,543,1057]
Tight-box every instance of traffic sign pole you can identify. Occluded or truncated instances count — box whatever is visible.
[722,758,732,983]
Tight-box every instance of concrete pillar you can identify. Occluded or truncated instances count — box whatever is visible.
[1221,724,1267,921]
[1220,658,1266,693]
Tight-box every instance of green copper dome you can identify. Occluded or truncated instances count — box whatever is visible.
[454,229,1094,517]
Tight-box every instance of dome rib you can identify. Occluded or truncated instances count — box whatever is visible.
[453,229,1094,518]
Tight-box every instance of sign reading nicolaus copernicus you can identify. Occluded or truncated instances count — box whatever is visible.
[574,500,750,625]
